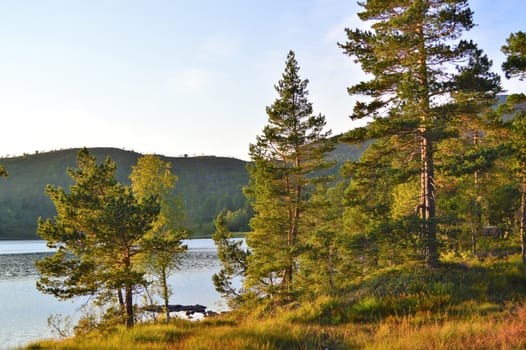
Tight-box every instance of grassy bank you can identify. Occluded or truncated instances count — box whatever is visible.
[26,256,526,349]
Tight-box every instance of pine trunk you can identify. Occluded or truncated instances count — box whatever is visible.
[117,288,124,307]
[283,159,293,292]
[282,152,301,294]
[124,254,134,328]
[162,269,170,322]
[117,288,126,321]
[521,180,526,266]
[416,18,438,268]
[472,131,482,256]
[125,286,134,328]
[420,131,438,267]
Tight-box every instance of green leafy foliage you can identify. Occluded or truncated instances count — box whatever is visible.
[130,155,187,322]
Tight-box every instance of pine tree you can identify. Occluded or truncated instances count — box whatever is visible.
[494,95,526,265]
[340,0,480,267]
[130,155,187,322]
[244,50,334,300]
[435,46,502,256]
[502,31,526,80]
[36,149,159,328]
[341,138,421,272]
[212,212,249,307]
[298,181,346,296]
[500,32,526,264]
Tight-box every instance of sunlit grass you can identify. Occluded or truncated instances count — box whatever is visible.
[363,304,526,350]
[26,255,526,349]
[26,305,526,350]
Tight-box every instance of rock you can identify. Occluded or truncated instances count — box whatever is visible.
[144,304,207,314]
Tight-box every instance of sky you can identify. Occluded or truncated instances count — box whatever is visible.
[1,1,524,161]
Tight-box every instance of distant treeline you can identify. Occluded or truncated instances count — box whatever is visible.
[0,148,249,239]
[0,144,362,239]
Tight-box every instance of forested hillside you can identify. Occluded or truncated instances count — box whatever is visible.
[0,148,249,239]
[0,144,363,239]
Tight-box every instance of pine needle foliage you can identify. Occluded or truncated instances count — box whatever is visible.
[212,212,249,307]
[244,50,334,301]
[36,148,159,328]
[339,0,498,267]
[502,31,526,80]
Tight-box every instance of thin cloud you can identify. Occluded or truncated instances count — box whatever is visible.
[169,68,224,95]
[199,35,241,59]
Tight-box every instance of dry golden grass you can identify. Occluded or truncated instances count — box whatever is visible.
[360,304,526,350]
[26,257,526,349]
[25,305,526,350]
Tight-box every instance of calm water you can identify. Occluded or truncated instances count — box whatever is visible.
[0,239,227,350]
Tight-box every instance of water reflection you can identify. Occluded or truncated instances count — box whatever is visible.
[0,239,228,350]
[0,248,221,280]
[0,253,50,280]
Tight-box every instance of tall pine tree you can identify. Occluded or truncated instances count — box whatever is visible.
[244,50,333,300]
[340,0,479,267]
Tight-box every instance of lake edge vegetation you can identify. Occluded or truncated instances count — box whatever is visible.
[25,1,526,349]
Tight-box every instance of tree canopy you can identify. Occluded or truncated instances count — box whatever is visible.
[502,31,526,80]
[339,0,497,267]
[36,149,159,328]
[212,211,249,307]
[130,154,187,322]
[244,50,334,300]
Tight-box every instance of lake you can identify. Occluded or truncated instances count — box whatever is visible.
[0,239,228,350]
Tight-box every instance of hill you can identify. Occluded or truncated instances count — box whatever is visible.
[0,143,368,240]
[0,148,249,239]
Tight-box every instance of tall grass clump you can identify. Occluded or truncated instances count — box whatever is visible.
[26,255,526,350]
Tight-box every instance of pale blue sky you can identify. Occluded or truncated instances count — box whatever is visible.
[1,1,524,160]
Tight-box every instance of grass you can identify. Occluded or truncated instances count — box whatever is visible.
[26,255,526,350]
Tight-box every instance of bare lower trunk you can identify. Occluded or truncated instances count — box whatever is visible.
[420,131,438,267]
[125,286,134,328]
[415,17,437,268]
[284,206,299,292]
[162,269,170,322]
[117,289,124,307]
[282,152,301,295]
[472,132,482,257]
[521,181,526,266]
[117,288,125,322]
[472,168,481,256]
